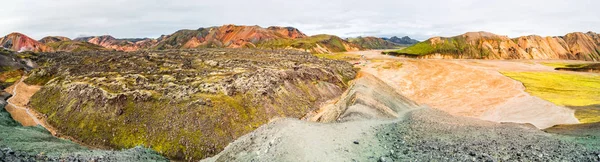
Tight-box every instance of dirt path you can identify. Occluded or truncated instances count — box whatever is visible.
[344,51,580,129]
[4,77,42,126]
[3,77,61,135]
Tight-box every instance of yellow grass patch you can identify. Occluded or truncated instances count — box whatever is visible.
[0,70,24,83]
[381,61,403,70]
[502,71,600,123]
[314,53,361,61]
[541,62,588,68]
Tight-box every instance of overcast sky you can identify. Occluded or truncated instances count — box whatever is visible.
[2,0,599,40]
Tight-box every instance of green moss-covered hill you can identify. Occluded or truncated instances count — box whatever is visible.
[257,34,362,53]
[26,48,356,160]
[45,40,110,52]
[347,36,400,49]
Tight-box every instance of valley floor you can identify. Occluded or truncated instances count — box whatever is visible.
[351,50,588,128]
[1,49,599,161]
[206,50,600,161]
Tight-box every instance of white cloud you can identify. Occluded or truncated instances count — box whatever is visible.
[1,0,599,41]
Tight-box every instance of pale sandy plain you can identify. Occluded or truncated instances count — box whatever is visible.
[346,50,582,129]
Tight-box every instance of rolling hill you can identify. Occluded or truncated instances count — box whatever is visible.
[45,40,109,52]
[347,36,400,49]
[257,34,362,53]
[39,36,71,44]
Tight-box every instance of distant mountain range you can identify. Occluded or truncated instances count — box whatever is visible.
[14,26,598,61]
[0,25,417,54]
[382,36,420,45]
[385,31,600,61]
[347,37,401,49]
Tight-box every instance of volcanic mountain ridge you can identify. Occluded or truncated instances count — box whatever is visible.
[388,31,600,61]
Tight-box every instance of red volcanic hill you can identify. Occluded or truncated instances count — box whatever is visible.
[0,32,49,52]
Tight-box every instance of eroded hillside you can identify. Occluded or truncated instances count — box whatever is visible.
[25,49,356,160]
[387,31,600,61]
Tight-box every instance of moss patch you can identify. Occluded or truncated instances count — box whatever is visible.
[502,71,600,123]
[381,62,403,69]
[27,49,356,160]
[541,62,589,68]
[258,34,359,53]
[314,53,360,61]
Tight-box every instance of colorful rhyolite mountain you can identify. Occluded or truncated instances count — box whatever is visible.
[388,31,600,61]
[154,25,307,49]
[153,24,362,53]
[74,35,156,52]
[1,25,366,53]
[38,36,109,52]
[0,33,49,52]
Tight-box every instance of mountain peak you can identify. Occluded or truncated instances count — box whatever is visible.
[383,36,419,45]
[0,32,49,52]
[462,31,501,38]
[39,36,71,44]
